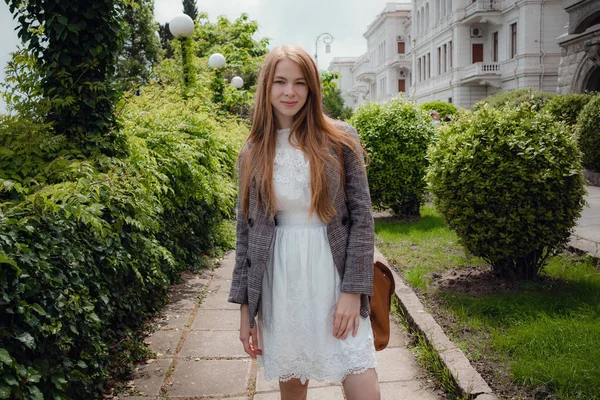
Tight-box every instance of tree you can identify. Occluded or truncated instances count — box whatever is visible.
[183,0,198,21]
[158,22,175,58]
[320,71,353,120]
[194,13,270,116]
[116,0,162,92]
[5,0,127,157]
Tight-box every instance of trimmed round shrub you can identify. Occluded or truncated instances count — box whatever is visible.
[420,100,458,120]
[473,88,557,111]
[427,104,585,279]
[350,98,434,217]
[577,94,600,171]
[543,93,592,127]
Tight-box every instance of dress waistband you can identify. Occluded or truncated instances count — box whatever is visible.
[275,210,326,227]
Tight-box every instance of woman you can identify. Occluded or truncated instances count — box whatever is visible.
[228,45,380,400]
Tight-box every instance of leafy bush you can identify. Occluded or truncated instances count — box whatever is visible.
[0,52,245,400]
[427,104,585,279]
[577,94,600,171]
[543,93,592,127]
[350,98,434,217]
[473,88,557,111]
[420,100,458,120]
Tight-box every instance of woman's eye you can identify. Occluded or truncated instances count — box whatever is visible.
[274,80,284,84]
[296,82,306,85]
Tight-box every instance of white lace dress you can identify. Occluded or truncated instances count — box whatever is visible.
[256,128,377,384]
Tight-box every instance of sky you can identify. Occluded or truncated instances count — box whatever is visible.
[0,0,409,113]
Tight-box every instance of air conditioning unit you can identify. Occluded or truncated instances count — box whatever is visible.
[470,27,483,37]
[397,35,404,41]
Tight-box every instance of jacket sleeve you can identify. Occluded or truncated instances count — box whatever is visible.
[339,122,375,296]
[228,145,250,305]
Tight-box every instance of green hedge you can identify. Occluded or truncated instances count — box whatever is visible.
[419,100,458,120]
[577,94,600,171]
[0,86,245,399]
[543,93,592,127]
[350,98,434,217]
[427,103,585,279]
[473,88,557,111]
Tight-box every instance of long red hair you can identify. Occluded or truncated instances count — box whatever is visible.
[239,45,367,223]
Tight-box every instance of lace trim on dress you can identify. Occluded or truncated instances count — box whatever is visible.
[273,130,310,200]
[260,341,377,384]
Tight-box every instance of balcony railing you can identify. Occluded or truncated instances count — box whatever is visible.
[462,62,500,80]
[355,64,376,82]
[465,0,499,16]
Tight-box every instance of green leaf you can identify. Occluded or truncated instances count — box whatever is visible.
[28,385,43,400]
[0,349,12,366]
[16,332,35,349]
[51,375,68,390]
[26,367,41,383]
[0,385,10,399]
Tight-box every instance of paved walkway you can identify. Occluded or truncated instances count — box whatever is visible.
[571,185,600,255]
[117,251,442,400]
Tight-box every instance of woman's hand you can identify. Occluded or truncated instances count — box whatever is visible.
[239,304,262,358]
[333,292,361,340]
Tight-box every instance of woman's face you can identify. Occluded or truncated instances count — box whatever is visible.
[270,58,309,129]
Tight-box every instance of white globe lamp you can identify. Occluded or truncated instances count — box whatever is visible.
[209,53,226,69]
[169,14,194,38]
[231,76,244,89]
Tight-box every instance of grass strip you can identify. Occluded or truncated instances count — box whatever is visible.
[377,206,600,400]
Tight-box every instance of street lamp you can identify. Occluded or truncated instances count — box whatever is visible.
[208,53,226,69]
[314,32,334,70]
[231,76,244,89]
[169,14,195,89]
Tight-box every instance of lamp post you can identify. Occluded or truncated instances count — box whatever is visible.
[314,32,334,70]
[208,53,245,105]
[208,53,228,104]
[169,14,195,88]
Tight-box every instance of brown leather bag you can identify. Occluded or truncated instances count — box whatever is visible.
[369,260,396,351]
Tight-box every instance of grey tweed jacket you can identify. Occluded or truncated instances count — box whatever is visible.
[228,121,374,329]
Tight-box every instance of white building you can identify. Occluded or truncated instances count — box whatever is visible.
[328,57,360,109]
[328,3,412,109]
[331,1,570,110]
[411,0,568,108]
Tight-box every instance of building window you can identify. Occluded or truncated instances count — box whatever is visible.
[493,31,498,62]
[398,41,406,54]
[449,41,453,68]
[510,22,517,59]
[398,79,406,93]
[437,47,441,74]
[443,44,447,72]
[418,58,422,82]
[427,53,431,79]
[472,43,483,64]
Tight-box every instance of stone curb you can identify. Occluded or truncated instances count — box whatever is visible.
[568,234,600,258]
[374,247,499,400]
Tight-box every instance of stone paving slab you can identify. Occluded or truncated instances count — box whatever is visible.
[124,358,172,397]
[254,385,344,400]
[201,289,239,310]
[192,309,239,331]
[375,347,421,383]
[147,329,183,357]
[178,330,247,358]
[386,318,409,348]
[168,359,251,397]
[164,296,197,311]
[207,278,233,293]
[379,380,440,400]
[154,309,193,330]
